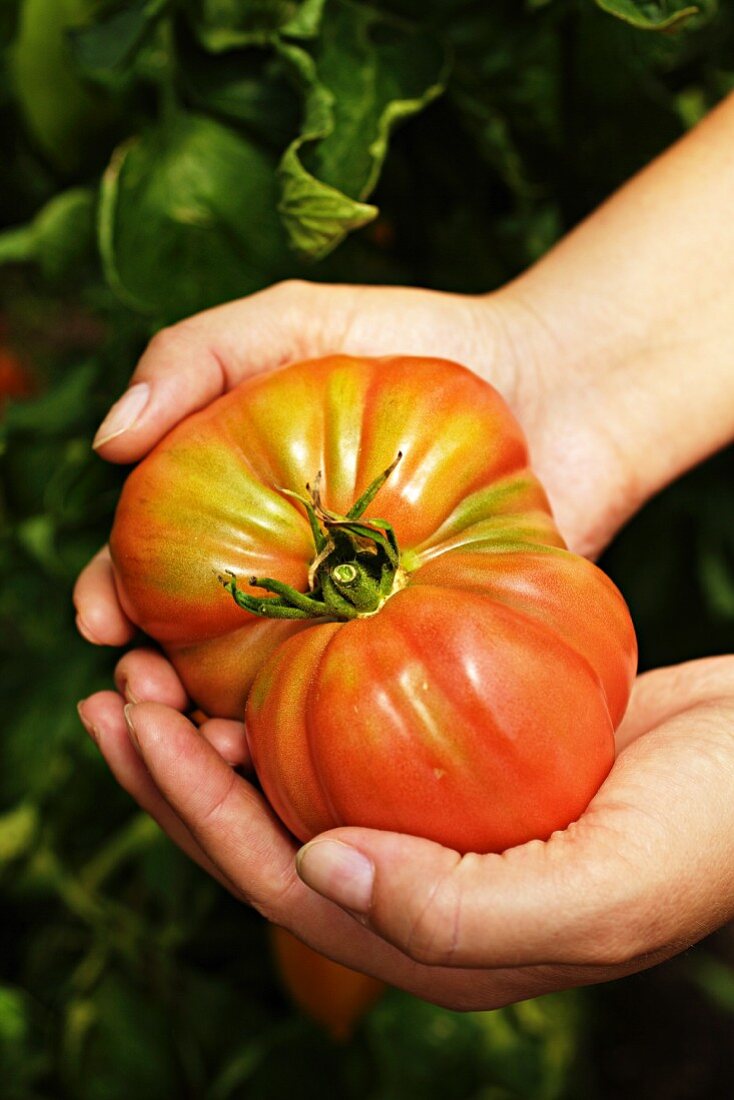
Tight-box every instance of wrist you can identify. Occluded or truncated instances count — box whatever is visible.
[481,282,634,559]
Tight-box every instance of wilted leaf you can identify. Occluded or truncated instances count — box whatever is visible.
[278,0,447,258]
[186,0,326,50]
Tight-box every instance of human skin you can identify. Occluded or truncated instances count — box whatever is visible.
[75,94,734,1010]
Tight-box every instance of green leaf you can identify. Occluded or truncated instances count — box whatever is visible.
[186,0,326,51]
[62,972,182,1100]
[0,802,38,864]
[699,535,734,617]
[278,145,378,259]
[593,0,714,31]
[68,0,169,75]
[0,985,30,1047]
[0,188,96,281]
[692,954,734,1013]
[0,0,20,46]
[0,984,47,1098]
[0,358,98,437]
[98,112,286,321]
[180,37,300,145]
[278,0,447,258]
[10,0,121,173]
[365,988,583,1100]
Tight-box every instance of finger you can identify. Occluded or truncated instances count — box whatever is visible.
[77,692,229,890]
[616,655,734,749]
[73,546,136,646]
[114,648,189,710]
[297,659,734,969]
[90,282,508,465]
[199,718,252,769]
[92,280,349,463]
[81,702,659,1008]
[122,701,305,914]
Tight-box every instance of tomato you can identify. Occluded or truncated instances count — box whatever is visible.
[110,355,637,854]
[0,347,34,408]
[269,925,384,1042]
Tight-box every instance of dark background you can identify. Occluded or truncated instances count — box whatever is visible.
[2,1,734,1096]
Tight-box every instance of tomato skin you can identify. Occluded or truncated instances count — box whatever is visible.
[110,354,637,854]
[0,348,34,406]
[110,355,534,717]
[247,586,617,852]
[269,925,384,1042]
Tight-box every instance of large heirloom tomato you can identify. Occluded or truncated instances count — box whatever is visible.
[110,355,637,854]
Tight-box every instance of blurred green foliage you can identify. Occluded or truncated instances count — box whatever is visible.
[1,0,734,1095]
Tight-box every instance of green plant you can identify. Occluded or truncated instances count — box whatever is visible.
[2,0,733,1096]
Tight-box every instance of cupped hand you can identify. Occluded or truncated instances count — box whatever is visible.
[77,654,734,1009]
[74,278,731,1009]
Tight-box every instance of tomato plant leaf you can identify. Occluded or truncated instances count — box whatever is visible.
[0,803,38,865]
[9,0,123,172]
[593,0,715,31]
[1,0,733,1094]
[98,112,286,321]
[180,36,300,146]
[277,0,447,258]
[0,188,95,280]
[68,0,169,75]
[185,0,326,51]
[278,146,378,260]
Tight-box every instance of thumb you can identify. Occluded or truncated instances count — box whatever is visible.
[93,280,351,462]
[296,658,734,970]
[295,827,610,969]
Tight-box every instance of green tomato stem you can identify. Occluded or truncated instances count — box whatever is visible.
[221,454,406,622]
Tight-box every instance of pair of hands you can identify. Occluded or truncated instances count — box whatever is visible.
[75,278,734,1011]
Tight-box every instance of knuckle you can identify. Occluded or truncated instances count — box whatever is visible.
[145,324,185,359]
[270,277,315,300]
[194,769,239,831]
[568,902,663,968]
[403,858,464,966]
[140,323,202,374]
[256,872,302,924]
[572,931,642,969]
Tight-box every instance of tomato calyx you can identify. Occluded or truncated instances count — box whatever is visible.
[219,453,407,621]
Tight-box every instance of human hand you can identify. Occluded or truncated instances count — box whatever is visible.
[77,652,734,1009]
[74,281,734,1007]
[75,94,734,1007]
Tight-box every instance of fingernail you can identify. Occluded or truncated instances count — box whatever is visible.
[296,840,374,914]
[76,613,102,645]
[123,703,140,750]
[119,677,139,705]
[93,382,150,449]
[77,701,99,745]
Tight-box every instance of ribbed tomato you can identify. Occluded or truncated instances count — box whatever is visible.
[110,355,637,854]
